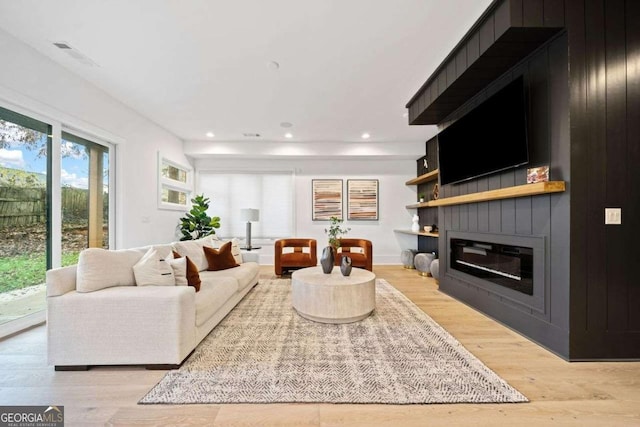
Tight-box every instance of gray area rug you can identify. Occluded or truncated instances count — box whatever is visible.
[140,278,527,404]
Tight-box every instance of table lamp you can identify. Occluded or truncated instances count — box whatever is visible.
[240,208,260,250]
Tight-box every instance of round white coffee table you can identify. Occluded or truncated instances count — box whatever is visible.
[291,266,376,324]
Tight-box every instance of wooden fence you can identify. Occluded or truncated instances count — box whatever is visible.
[0,186,96,229]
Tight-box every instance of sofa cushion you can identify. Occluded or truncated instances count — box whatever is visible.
[172,236,215,271]
[210,238,243,264]
[199,262,259,292]
[76,248,144,292]
[195,277,238,327]
[204,242,239,271]
[133,248,175,286]
[167,256,188,286]
[171,251,202,291]
[185,256,202,291]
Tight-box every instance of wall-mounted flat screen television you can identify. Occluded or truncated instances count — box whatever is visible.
[438,76,529,186]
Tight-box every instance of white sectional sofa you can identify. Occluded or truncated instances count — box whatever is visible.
[46,236,259,370]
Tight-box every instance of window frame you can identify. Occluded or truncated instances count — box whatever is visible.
[158,153,193,211]
[196,168,296,241]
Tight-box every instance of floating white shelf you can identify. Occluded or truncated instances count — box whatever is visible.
[394,229,439,238]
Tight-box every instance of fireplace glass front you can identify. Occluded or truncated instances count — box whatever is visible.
[450,238,533,295]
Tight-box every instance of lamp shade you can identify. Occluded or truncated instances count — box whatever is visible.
[240,208,259,222]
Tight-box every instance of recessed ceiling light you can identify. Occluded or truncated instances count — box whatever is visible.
[361,132,371,139]
[284,133,293,139]
[280,122,293,128]
[206,132,215,138]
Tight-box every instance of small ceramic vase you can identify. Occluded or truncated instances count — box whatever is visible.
[340,256,353,276]
[411,214,420,232]
[320,246,335,274]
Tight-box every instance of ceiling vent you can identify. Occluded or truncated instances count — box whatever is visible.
[242,133,261,138]
[52,41,98,67]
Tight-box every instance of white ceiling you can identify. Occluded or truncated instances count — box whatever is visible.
[0,0,492,149]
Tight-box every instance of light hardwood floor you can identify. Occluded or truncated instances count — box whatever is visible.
[0,265,638,426]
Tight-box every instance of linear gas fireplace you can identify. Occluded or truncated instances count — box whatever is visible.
[450,238,533,295]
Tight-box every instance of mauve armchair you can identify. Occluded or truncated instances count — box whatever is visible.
[274,238,318,276]
[334,238,373,271]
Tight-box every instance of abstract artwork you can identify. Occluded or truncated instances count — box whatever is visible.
[312,179,343,220]
[347,179,378,220]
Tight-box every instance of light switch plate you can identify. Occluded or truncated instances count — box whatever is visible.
[605,208,622,225]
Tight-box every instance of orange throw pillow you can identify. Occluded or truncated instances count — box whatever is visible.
[172,251,201,292]
[204,242,240,271]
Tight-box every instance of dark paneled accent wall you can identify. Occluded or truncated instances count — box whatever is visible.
[407,0,563,125]
[437,34,571,358]
[418,137,439,253]
[411,0,640,359]
[567,0,640,359]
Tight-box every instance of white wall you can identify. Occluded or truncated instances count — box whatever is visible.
[194,157,420,265]
[0,29,190,248]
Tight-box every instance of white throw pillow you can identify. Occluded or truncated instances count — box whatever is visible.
[76,248,144,293]
[172,236,216,271]
[133,248,175,286]
[167,256,188,286]
[211,238,243,264]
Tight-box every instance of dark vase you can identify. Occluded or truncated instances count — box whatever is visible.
[320,246,335,274]
[340,256,353,276]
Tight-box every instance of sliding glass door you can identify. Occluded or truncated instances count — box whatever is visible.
[0,106,114,332]
[61,132,109,266]
[0,106,51,326]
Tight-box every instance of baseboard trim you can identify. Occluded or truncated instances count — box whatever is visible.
[0,311,46,341]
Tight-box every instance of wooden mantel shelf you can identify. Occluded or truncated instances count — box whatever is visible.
[405,169,439,186]
[394,229,439,238]
[405,181,565,208]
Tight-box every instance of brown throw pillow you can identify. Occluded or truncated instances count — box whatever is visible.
[204,242,240,271]
[172,250,201,292]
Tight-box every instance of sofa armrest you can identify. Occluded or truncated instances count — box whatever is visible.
[46,265,77,297]
[47,285,197,366]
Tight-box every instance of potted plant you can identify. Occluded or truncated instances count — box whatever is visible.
[324,216,350,248]
[419,193,425,203]
[320,216,350,274]
[178,194,221,241]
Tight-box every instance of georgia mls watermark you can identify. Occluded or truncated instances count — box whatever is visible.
[0,406,64,427]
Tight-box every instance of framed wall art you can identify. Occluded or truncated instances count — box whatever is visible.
[312,179,343,220]
[347,179,379,220]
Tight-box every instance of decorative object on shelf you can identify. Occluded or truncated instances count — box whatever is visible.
[431,224,438,233]
[417,154,429,176]
[312,179,343,220]
[320,246,335,274]
[432,183,439,200]
[325,216,350,248]
[240,208,260,250]
[430,259,440,283]
[419,193,425,203]
[527,166,550,183]
[401,249,418,269]
[347,179,379,220]
[424,225,433,233]
[340,256,353,276]
[178,194,221,241]
[411,214,420,232]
